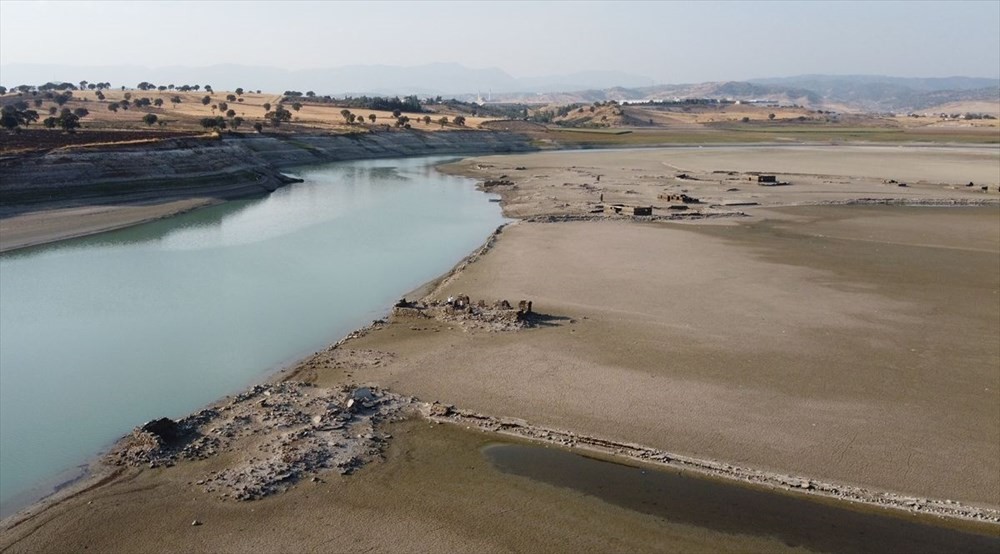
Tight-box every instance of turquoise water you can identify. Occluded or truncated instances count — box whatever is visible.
[0,156,505,514]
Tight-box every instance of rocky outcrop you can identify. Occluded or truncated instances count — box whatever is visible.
[0,130,535,213]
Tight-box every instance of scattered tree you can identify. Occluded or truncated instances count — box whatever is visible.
[291,102,302,112]
[768,113,776,120]
[153,98,164,108]
[0,86,7,95]
[253,122,263,133]
[230,116,244,130]
[48,106,58,115]
[170,95,181,108]
[1,104,39,131]
[107,103,119,113]
[226,109,236,118]
[422,115,431,125]
[226,94,237,102]
[73,107,89,118]
[143,113,158,126]
[453,115,466,126]
[438,116,449,128]
[368,113,377,123]
[201,95,212,105]
[262,102,271,112]
[55,110,80,132]
[119,99,130,110]
[265,105,292,126]
[235,88,244,96]
[200,116,226,129]
[392,109,402,118]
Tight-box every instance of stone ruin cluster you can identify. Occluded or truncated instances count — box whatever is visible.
[658,192,700,204]
[105,382,414,501]
[393,295,535,331]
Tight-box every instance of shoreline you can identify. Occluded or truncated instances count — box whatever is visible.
[2,144,998,547]
[5,139,998,254]
[0,161,511,523]
[430,406,1000,524]
[0,130,536,253]
[0,197,226,254]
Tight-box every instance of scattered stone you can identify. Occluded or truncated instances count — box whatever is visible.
[191,520,202,526]
[105,382,416,502]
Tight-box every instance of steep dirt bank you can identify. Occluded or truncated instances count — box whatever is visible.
[0,130,534,251]
[0,130,534,210]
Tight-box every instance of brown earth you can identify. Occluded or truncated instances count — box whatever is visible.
[2,145,999,552]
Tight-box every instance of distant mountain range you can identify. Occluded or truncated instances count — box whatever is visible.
[474,76,999,113]
[0,63,996,113]
[0,62,655,97]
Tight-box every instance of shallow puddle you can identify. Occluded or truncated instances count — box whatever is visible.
[483,443,1000,553]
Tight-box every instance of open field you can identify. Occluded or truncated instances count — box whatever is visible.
[4,88,996,155]
[536,125,1000,146]
[0,89,498,153]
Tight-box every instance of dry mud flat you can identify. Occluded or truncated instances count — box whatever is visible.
[3,145,999,552]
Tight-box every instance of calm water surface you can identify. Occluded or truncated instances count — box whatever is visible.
[484,444,1000,553]
[0,156,504,514]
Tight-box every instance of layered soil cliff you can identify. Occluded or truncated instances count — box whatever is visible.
[0,130,534,211]
[0,130,535,251]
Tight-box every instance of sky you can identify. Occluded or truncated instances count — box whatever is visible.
[1,0,998,82]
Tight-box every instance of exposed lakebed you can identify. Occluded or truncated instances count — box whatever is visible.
[0,156,505,515]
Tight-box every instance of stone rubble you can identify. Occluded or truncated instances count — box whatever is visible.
[392,297,532,332]
[106,382,416,501]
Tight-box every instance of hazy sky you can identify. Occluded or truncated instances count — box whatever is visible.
[1,0,998,81]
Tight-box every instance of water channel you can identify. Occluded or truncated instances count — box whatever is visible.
[0,156,505,514]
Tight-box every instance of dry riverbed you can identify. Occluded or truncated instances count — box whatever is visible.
[2,145,999,552]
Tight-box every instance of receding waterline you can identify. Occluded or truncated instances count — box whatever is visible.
[483,443,1000,553]
[0,156,505,515]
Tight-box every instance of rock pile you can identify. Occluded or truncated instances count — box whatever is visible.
[106,382,415,501]
[392,297,532,332]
